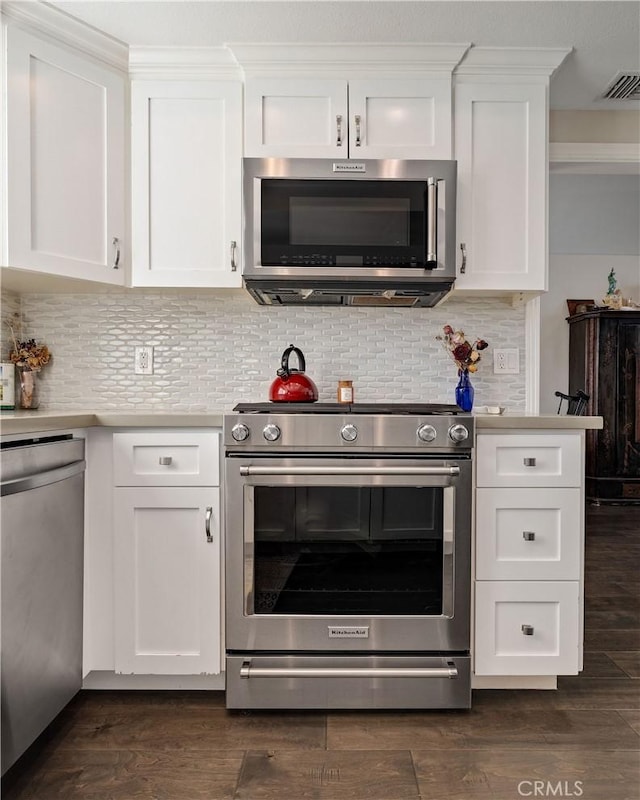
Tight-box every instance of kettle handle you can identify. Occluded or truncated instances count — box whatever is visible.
[277,344,306,378]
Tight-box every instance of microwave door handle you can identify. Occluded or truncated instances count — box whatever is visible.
[426,177,438,269]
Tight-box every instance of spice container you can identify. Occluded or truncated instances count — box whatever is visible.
[337,380,354,404]
[1,363,16,410]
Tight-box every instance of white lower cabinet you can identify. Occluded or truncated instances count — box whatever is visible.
[475,431,584,678]
[475,582,580,676]
[112,431,221,675]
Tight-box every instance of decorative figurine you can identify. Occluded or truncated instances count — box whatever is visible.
[602,268,623,309]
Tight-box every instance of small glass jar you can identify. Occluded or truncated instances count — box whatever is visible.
[337,380,354,404]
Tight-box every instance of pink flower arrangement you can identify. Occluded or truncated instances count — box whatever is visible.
[436,325,489,373]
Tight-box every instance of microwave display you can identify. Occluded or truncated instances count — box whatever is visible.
[261,179,426,267]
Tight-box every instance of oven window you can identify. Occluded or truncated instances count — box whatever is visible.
[252,485,444,615]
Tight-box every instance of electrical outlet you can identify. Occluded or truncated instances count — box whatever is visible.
[493,348,519,374]
[134,346,154,375]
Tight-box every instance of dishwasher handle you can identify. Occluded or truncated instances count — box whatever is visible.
[1,460,86,497]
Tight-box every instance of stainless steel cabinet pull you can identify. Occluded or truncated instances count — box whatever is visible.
[205,506,213,543]
[240,662,458,680]
[354,114,362,146]
[524,457,537,467]
[336,115,343,147]
[230,240,237,272]
[460,242,467,274]
[523,531,536,541]
[112,237,121,269]
[426,178,438,268]
[521,625,534,636]
[158,456,172,466]
[239,465,460,477]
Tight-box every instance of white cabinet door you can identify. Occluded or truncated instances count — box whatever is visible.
[245,77,451,159]
[131,81,242,287]
[454,82,547,292]
[5,27,125,284]
[348,78,451,159]
[244,78,348,158]
[114,487,221,675]
[475,581,580,676]
[475,488,582,581]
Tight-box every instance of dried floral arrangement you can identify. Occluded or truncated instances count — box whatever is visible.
[6,314,51,371]
[436,324,488,373]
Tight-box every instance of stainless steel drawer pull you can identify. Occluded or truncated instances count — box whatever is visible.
[240,662,458,680]
[354,114,362,146]
[336,115,343,146]
[158,456,172,466]
[521,625,535,636]
[205,506,213,543]
[239,465,460,477]
[460,242,467,274]
[524,457,537,467]
[523,531,536,541]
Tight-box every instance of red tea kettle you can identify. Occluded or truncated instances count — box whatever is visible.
[269,344,319,403]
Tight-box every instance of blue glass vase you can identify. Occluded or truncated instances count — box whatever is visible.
[455,369,474,412]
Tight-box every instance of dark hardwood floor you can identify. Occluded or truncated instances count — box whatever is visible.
[3,505,639,800]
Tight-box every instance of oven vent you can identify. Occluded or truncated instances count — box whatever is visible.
[602,72,640,100]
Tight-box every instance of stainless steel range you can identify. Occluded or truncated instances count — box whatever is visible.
[223,403,473,710]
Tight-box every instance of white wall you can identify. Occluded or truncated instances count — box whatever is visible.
[540,173,640,413]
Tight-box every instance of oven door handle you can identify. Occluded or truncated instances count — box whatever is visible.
[239,465,460,477]
[240,661,458,679]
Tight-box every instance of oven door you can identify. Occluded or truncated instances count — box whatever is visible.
[225,455,471,654]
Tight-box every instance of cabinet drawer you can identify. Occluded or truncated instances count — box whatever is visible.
[476,434,581,488]
[113,432,219,486]
[476,488,581,580]
[475,581,580,676]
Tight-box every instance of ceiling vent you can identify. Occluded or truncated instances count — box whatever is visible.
[602,72,640,100]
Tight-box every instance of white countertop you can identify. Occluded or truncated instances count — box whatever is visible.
[0,409,603,437]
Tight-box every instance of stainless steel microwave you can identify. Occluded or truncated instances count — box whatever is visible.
[242,158,457,307]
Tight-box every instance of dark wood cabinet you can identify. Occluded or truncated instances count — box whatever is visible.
[567,309,640,503]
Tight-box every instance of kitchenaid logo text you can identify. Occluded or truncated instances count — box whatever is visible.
[328,627,369,638]
[518,781,584,797]
[332,162,366,172]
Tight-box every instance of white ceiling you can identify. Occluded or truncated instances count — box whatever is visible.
[48,0,640,110]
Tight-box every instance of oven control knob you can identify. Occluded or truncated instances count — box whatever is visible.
[262,423,281,442]
[340,424,358,442]
[231,423,250,442]
[417,424,437,443]
[448,424,470,443]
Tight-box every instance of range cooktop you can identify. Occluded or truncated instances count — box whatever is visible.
[233,402,463,415]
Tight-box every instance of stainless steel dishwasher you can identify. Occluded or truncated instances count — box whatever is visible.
[1,435,85,774]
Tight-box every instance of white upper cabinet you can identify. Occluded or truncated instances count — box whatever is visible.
[131,80,242,287]
[454,82,547,292]
[4,26,126,285]
[453,48,570,294]
[244,76,453,159]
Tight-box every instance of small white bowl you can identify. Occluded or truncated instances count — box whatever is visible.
[479,405,505,415]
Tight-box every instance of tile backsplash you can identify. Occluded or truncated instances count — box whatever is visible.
[1,290,526,411]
